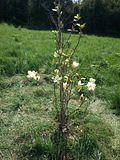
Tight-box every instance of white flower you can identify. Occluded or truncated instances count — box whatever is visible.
[77,80,84,92]
[65,58,69,64]
[89,78,96,83]
[52,30,58,34]
[62,127,67,133]
[28,70,37,76]
[80,94,85,101]
[72,61,79,68]
[52,75,62,83]
[36,75,40,81]
[65,59,69,62]
[54,51,59,58]
[80,94,84,98]
[27,70,37,79]
[63,82,68,90]
[78,80,84,86]
[27,70,40,81]
[87,78,96,91]
[69,135,75,140]
[33,75,37,80]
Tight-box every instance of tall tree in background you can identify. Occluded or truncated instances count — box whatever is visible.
[0,0,7,21]
[79,0,105,33]
[102,0,120,33]
[80,0,120,33]
[7,0,28,25]
[0,0,120,34]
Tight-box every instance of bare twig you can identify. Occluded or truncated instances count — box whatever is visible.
[41,2,58,29]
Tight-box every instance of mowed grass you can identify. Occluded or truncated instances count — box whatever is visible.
[0,23,120,159]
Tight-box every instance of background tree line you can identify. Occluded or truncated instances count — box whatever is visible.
[0,0,120,34]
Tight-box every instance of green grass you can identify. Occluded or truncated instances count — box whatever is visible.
[0,23,120,113]
[0,23,54,75]
[0,23,120,159]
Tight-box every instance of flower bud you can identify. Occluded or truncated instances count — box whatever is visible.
[72,61,79,69]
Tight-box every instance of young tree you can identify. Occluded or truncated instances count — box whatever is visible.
[40,1,94,159]
[27,1,96,159]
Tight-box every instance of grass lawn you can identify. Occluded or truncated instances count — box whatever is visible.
[0,23,120,159]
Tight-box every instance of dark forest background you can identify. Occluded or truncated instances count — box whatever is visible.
[0,0,120,34]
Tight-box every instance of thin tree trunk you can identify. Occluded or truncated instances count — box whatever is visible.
[57,1,67,160]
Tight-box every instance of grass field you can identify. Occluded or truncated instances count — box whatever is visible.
[0,23,120,159]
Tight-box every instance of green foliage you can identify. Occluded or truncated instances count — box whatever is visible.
[79,0,120,34]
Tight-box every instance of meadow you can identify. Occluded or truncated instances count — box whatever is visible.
[0,23,120,159]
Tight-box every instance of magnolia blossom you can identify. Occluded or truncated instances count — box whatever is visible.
[72,61,79,68]
[54,49,63,58]
[36,75,40,81]
[52,30,58,34]
[89,78,96,83]
[54,51,59,58]
[63,82,68,90]
[87,78,96,91]
[27,70,37,79]
[27,70,40,81]
[80,94,85,101]
[77,80,84,92]
[52,75,62,83]
[69,135,75,140]
[65,58,69,65]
